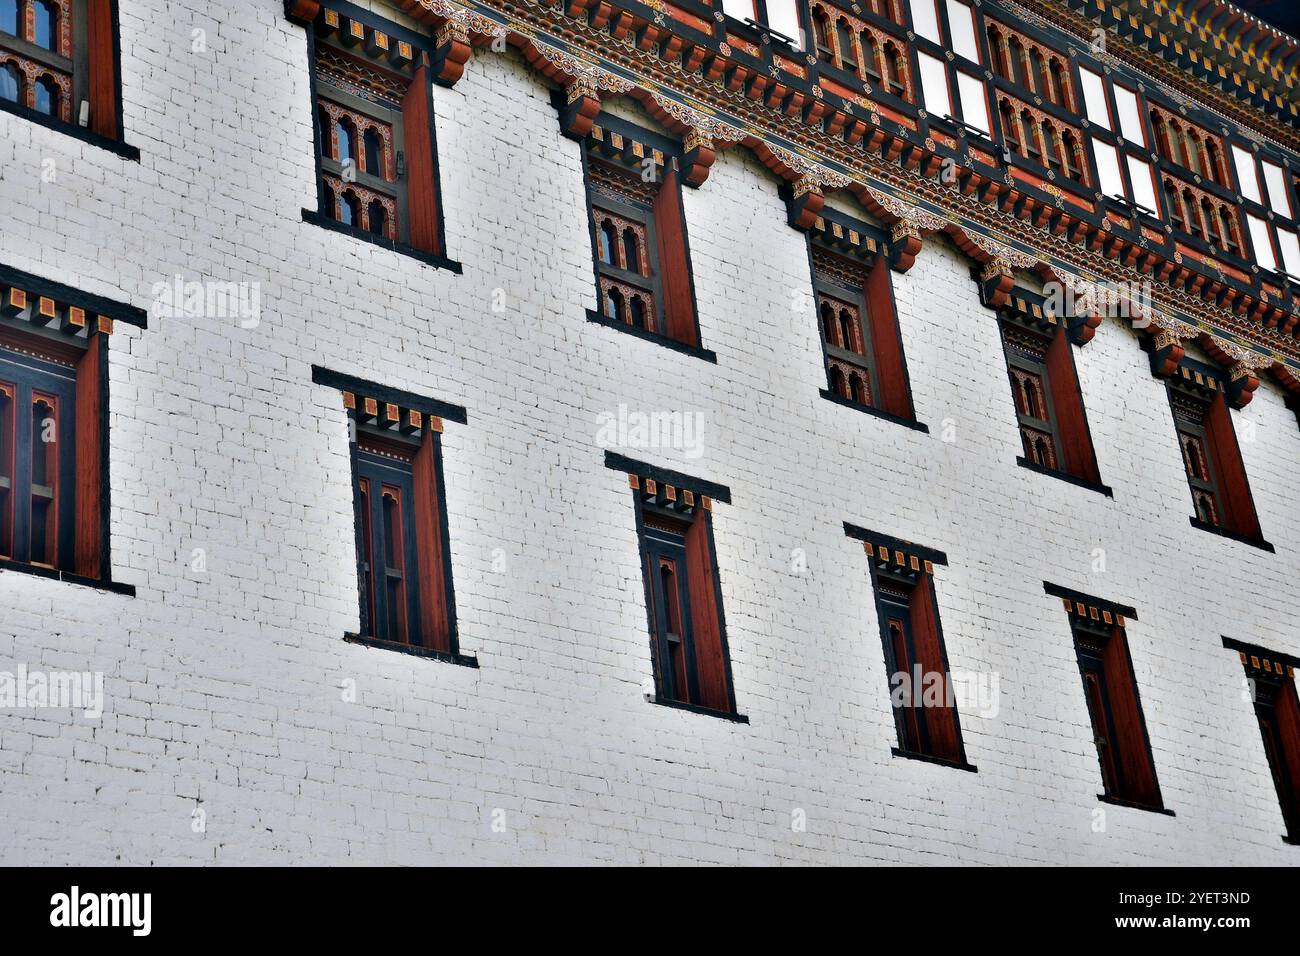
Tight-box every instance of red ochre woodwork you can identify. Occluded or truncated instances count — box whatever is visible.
[908,571,962,764]
[72,331,104,579]
[401,65,441,256]
[1100,627,1162,808]
[412,429,452,653]
[683,511,728,713]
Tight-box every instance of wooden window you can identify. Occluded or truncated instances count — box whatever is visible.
[309,12,444,257]
[0,0,124,142]
[999,318,1101,485]
[583,127,701,350]
[1229,645,1300,842]
[853,531,969,768]
[1067,612,1164,811]
[623,463,738,717]
[313,367,466,658]
[347,413,454,652]
[0,296,113,581]
[810,239,916,422]
[1168,386,1261,542]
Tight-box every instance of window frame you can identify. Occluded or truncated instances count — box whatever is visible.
[0,0,133,157]
[300,4,458,272]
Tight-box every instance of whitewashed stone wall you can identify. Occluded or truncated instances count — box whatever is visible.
[0,0,1296,864]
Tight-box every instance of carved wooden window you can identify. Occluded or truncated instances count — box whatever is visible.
[810,239,916,422]
[806,0,910,99]
[0,0,123,141]
[1067,612,1164,811]
[998,313,1101,485]
[0,286,116,582]
[309,11,444,257]
[854,532,969,768]
[986,21,1072,111]
[1168,386,1261,542]
[321,373,461,656]
[624,467,738,717]
[1231,647,1300,843]
[583,126,701,350]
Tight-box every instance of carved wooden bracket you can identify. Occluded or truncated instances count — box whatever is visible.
[559,77,601,140]
[284,0,321,26]
[682,128,716,188]
[432,19,473,85]
[1148,328,1186,379]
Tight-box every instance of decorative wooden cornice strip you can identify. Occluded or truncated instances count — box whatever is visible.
[604,450,731,513]
[0,262,145,337]
[310,365,468,436]
[1044,581,1137,628]
[844,522,948,579]
[1222,636,1299,682]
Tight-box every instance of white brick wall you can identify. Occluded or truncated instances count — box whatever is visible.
[0,0,1297,864]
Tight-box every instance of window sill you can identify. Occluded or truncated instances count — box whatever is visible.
[891,747,978,772]
[0,99,140,161]
[301,210,463,274]
[0,558,136,596]
[1188,517,1274,553]
[344,632,478,667]
[818,390,929,432]
[650,695,749,724]
[1097,794,1175,817]
[585,310,717,363]
[1016,457,1114,497]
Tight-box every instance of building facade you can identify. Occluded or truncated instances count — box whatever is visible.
[1,0,1299,864]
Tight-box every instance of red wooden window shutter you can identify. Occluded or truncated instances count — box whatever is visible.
[412,428,451,653]
[683,511,728,712]
[1203,394,1260,539]
[1100,627,1162,807]
[72,331,106,579]
[652,169,698,347]
[1044,329,1101,485]
[86,0,119,140]
[400,65,441,257]
[864,257,912,420]
[907,573,963,763]
[1273,680,1300,833]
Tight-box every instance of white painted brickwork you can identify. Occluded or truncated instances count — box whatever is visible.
[0,0,1297,864]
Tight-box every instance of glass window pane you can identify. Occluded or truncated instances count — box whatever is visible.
[911,0,942,44]
[1093,140,1124,198]
[764,0,803,45]
[946,0,980,62]
[1113,86,1144,144]
[1247,214,1276,270]
[720,0,755,21]
[1233,145,1261,203]
[1277,228,1300,277]
[957,72,989,135]
[1079,67,1110,129]
[917,51,951,119]
[1126,155,1158,214]
[1261,161,1292,218]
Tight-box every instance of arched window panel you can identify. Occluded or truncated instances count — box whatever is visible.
[34,76,57,116]
[33,1,57,50]
[0,61,18,103]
